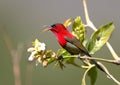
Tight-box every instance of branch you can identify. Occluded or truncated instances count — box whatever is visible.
[80,56,120,65]
[97,62,120,85]
[82,0,120,60]
[63,55,120,65]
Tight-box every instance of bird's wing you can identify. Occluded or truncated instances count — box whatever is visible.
[64,36,107,73]
[64,36,90,56]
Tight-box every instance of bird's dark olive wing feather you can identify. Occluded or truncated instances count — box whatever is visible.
[64,36,90,56]
[64,36,106,73]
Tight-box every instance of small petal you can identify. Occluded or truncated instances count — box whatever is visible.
[27,47,35,52]
[37,57,42,63]
[28,51,36,61]
[28,56,34,61]
[34,39,39,45]
[43,60,48,67]
[40,43,46,50]
[51,52,56,58]
[35,42,41,47]
[43,54,46,59]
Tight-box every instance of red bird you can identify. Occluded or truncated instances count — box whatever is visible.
[50,23,89,56]
[45,23,105,72]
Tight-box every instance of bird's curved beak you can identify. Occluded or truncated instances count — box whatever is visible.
[41,25,51,32]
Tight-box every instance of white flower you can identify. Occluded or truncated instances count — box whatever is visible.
[35,42,46,51]
[28,51,36,61]
[40,43,46,50]
[27,47,35,52]
[27,39,46,61]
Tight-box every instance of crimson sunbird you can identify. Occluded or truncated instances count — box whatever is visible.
[43,23,105,72]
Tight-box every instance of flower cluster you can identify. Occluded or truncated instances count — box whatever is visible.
[27,39,56,67]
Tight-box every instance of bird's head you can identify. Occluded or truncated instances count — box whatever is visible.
[42,23,74,47]
[43,23,69,36]
[42,23,70,36]
[50,23,67,33]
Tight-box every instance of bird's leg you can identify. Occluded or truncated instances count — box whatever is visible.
[78,53,81,58]
[78,53,88,60]
[78,53,91,66]
[78,53,85,60]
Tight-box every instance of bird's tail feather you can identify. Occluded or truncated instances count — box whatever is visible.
[83,54,107,74]
[91,60,105,72]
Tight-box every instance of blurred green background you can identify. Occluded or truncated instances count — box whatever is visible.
[0,0,120,85]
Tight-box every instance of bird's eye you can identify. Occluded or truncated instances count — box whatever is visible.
[51,24,56,28]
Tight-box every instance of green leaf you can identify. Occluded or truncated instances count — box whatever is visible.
[32,38,39,46]
[64,57,82,67]
[88,67,98,85]
[57,48,79,67]
[88,22,115,54]
[57,48,71,56]
[72,16,86,42]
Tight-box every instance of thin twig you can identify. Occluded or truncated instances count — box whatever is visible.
[63,55,120,65]
[106,42,120,60]
[82,0,97,31]
[63,54,120,84]
[80,56,120,65]
[97,62,120,85]
[81,65,95,85]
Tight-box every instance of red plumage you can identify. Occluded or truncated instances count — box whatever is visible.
[50,23,88,55]
[50,23,75,47]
